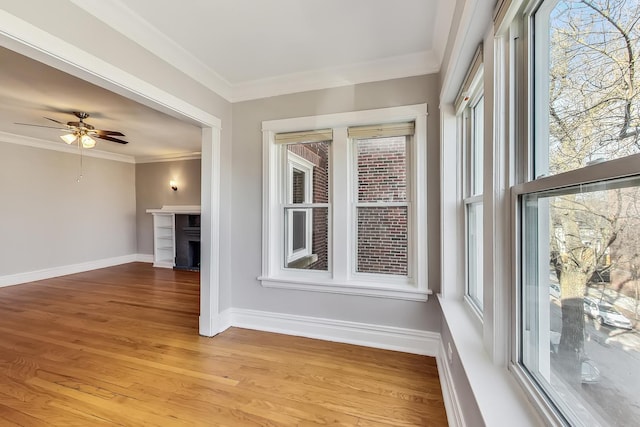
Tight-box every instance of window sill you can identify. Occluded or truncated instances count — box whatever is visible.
[286,254,318,269]
[258,275,431,301]
[463,294,484,325]
[438,295,541,426]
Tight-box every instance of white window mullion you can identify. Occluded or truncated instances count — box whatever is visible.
[262,130,281,277]
[332,126,350,281]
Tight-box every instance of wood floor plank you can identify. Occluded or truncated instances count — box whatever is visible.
[0,263,447,426]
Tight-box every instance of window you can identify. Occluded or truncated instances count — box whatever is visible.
[457,45,485,313]
[261,105,428,301]
[352,125,412,277]
[513,0,640,424]
[285,148,324,268]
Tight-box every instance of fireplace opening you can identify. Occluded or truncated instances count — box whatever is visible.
[174,214,201,272]
[188,240,201,270]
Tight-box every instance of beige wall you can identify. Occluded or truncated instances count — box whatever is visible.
[135,159,201,255]
[0,141,136,275]
[231,74,442,331]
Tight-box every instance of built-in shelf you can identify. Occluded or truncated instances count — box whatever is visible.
[147,205,201,269]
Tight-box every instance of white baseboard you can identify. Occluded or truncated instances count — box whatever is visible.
[217,309,233,333]
[136,253,154,263]
[0,254,139,287]
[437,342,465,427]
[222,307,440,356]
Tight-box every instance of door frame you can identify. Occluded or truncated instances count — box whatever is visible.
[0,10,222,336]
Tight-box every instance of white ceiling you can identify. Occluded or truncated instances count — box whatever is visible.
[0,0,454,160]
[72,0,455,101]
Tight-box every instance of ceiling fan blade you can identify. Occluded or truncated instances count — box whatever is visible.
[44,116,66,125]
[95,130,125,137]
[96,135,128,144]
[14,122,67,130]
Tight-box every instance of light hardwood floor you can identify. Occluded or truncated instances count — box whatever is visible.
[0,263,447,426]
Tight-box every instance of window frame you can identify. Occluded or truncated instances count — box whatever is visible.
[465,91,485,314]
[260,104,430,301]
[506,0,640,424]
[457,48,486,316]
[285,151,315,265]
[351,134,413,283]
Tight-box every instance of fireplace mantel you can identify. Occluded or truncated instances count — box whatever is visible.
[146,205,201,215]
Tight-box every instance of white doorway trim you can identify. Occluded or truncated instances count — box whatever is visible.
[0,10,222,336]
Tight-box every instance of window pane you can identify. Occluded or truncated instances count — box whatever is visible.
[284,207,328,271]
[357,136,407,202]
[472,96,484,195]
[521,176,640,425]
[357,206,408,275]
[535,1,640,177]
[292,211,306,251]
[287,141,330,204]
[292,168,305,204]
[467,202,483,310]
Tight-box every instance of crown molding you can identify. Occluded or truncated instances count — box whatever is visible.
[135,152,201,164]
[0,131,136,163]
[231,51,441,102]
[69,0,233,101]
[69,1,446,103]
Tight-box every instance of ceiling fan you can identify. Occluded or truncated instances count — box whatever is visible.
[16,111,128,149]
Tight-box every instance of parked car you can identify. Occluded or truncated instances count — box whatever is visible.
[550,283,561,299]
[583,297,633,329]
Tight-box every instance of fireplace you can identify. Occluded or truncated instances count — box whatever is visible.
[188,241,201,269]
[175,214,201,271]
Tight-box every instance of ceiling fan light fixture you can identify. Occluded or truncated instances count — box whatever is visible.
[60,133,77,144]
[80,134,96,149]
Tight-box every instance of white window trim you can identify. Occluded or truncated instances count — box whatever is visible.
[438,5,545,422]
[460,61,486,316]
[260,104,430,301]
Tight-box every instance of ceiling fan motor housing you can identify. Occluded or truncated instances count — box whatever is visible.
[68,112,94,130]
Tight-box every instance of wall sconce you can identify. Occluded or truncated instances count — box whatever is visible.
[170,180,178,191]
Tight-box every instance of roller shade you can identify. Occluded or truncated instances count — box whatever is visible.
[274,129,333,144]
[454,44,484,114]
[494,0,511,33]
[347,122,415,139]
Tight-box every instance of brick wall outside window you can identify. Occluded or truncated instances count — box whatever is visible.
[358,137,407,202]
[357,206,408,275]
[286,136,409,276]
[356,136,408,276]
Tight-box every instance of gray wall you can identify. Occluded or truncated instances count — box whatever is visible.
[231,74,442,331]
[0,141,136,275]
[440,319,484,426]
[135,159,202,255]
